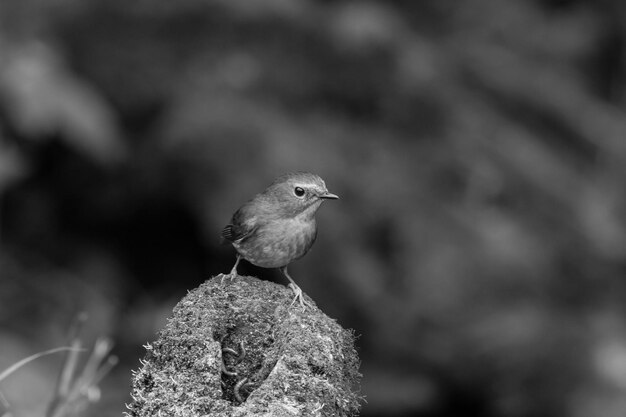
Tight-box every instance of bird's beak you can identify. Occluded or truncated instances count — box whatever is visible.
[320,191,339,200]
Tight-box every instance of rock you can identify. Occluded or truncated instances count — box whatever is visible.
[127,275,362,417]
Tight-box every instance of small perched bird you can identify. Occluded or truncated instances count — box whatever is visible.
[221,172,338,308]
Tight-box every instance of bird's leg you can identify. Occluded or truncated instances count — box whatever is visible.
[230,255,241,276]
[279,266,312,309]
[221,255,241,283]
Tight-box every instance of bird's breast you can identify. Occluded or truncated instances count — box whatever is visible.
[233,217,317,268]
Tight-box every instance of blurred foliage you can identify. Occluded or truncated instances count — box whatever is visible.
[3,0,626,416]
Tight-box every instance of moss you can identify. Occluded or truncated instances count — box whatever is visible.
[126,275,362,417]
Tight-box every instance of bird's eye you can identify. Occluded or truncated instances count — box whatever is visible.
[294,187,305,197]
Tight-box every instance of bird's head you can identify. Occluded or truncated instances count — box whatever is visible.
[263,172,338,218]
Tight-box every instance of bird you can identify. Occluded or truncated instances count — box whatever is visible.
[221,172,339,308]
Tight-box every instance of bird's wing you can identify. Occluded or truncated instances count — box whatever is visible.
[220,205,258,243]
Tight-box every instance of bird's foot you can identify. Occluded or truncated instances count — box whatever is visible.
[288,283,312,310]
[220,256,242,284]
[219,269,238,284]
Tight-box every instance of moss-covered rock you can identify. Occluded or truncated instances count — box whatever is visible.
[126,275,362,417]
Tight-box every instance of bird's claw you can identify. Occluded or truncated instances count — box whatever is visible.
[288,283,312,310]
[219,270,238,284]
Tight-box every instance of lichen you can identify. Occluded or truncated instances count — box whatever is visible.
[126,275,362,417]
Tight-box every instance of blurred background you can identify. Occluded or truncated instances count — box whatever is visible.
[2,0,626,416]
